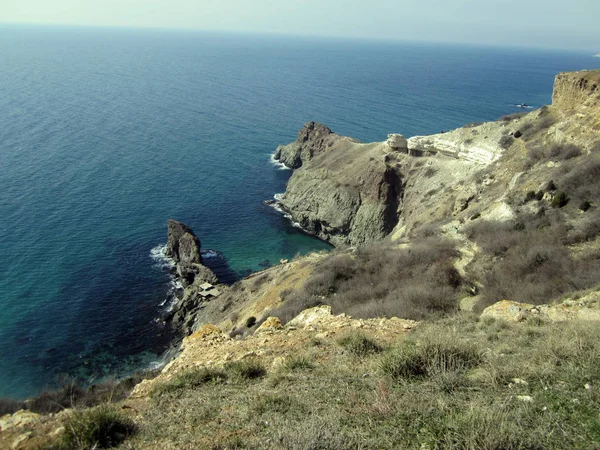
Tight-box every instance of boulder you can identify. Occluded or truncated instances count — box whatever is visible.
[256,317,283,332]
[387,134,408,152]
[288,305,333,328]
[481,300,535,322]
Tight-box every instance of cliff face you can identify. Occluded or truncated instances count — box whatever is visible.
[274,123,491,245]
[275,133,404,246]
[164,220,218,336]
[552,70,600,113]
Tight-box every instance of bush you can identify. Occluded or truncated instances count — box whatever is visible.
[500,111,528,121]
[498,134,514,149]
[524,190,537,202]
[337,333,383,356]
[271,238,462,323]
[245,316,257,328]
[57,405,135,449]
[0,371,160,415]
[549,143,582,160]
[0,398,23,415]
[551,191,569,208]
[579,200,591,212]
[283,355,315,371]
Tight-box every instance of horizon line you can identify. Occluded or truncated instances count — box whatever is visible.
[0,21,597,54]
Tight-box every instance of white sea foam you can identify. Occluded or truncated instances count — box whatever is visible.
[150,244,175,269]
[267,197,310,233]
[201,249,219,259]
[274,193,284,201]
[269,153,291,170]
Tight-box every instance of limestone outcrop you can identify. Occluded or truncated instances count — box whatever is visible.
[481,294,600,323]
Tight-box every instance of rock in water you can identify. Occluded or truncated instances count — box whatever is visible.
[166,219,202,265]
[273,121,341,169]
[166,220,216,286]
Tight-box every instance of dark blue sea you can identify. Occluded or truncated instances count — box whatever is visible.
[1,25,598,399]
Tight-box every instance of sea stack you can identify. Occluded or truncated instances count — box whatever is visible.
[166,219,217,286]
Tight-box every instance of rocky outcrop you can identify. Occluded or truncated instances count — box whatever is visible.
[481,295,600,323]
[165,220,219,336]
[552,70,600,113]
[407,121,509,164]
[166,220,216,286]
[275,124,405,246]
[131,305,417,399]
[273,122,346,169]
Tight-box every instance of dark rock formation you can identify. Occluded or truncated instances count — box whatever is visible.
[274,125,404,246]
[166,220,217,286]
[273,122,346,169]
[165,220,219,336]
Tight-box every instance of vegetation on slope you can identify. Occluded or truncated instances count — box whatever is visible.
[115,315,600,449]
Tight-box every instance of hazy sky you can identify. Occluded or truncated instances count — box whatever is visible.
[2,0,598,50]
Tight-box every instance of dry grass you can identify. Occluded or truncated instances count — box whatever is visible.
[117,314,600,449]
[270,238,462,323]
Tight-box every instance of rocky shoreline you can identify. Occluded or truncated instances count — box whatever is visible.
[162,220,222,339]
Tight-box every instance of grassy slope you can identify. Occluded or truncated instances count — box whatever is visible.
[115,314,600,449]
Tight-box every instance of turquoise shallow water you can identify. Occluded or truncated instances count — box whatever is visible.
[1,25,598,399]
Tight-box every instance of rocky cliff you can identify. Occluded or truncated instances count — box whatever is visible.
[552,69,600,114]
[164,220,219,336]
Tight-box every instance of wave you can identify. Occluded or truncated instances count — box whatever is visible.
[201,249,219,259]
[267,197,305,231]
[149,244,175,270]
[269,153,291,170]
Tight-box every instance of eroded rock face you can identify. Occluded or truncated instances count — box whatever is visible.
[275,125,404,246]
[552,70,600,113]
[166,220,216,286]
[165,220,218,336]
[273,122,341,169]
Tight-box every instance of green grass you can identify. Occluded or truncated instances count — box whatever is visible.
[113,315,600,448]
[337,332,383,356]
[282,355,315,371]
[150,367,227,398]
[49,405,135,449]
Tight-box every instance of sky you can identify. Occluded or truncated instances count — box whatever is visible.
[1,0,599,50]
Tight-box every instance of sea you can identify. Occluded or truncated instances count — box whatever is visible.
[1,25,598,399]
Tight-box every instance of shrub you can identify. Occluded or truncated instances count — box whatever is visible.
[225,359,266,380]
[498,135,514,149]
[524,190,537,202]
[272,237,462,323]
[337,332,383,356]
[245,316,257,328]
[579,200,591,212]
[500,111,528,121]
[551,191,569,208]
[423,167,437,178]
[0,371,160,415]
[0,398,23,415]
[58,405,135,449]
[549,143,582,160]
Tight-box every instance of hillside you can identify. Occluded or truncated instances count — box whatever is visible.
[3,69,600,450]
